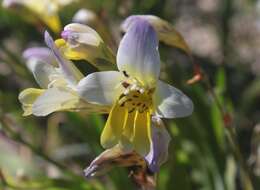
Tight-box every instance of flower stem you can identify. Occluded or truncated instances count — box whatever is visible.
[202,71,254,190]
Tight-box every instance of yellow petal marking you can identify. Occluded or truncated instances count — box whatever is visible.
[120,111,136,150]
[132,111,151,156]
[24,0,61,33]
[42,14,61,33]
[55,38,66,47]
[101,104,128,149]
[55,39,87,61]
[123,111,136,140]
[18,88,45,116]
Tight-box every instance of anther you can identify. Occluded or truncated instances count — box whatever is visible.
[140,89,145,94]
[119,94,126,100]
[131,84,137,91]
[129,108,135,113]
[124,89,130,95]
[123,71,129,77]
[122,82,130,88]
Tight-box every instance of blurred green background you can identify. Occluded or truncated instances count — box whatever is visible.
[0,0,259,189]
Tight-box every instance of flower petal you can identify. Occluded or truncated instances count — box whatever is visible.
[77,71,124,105]
[154,80,193,118]
[101,104,128,149]
[121,15,191,55]
[44,31,83,87]
[42,15,61,34]
[63,23,102,47]
[132,111,151,156]
[23,48,58,88]
[120,112,136,152]
[84,144,146,178]
[117,19,160,86]
[31,86,88,116]
[18,88,45,116]
[23,47,57,66]
[4,0,62,33]
[145,117,171,173]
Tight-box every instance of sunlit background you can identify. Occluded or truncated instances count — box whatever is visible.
[0,0,259,189]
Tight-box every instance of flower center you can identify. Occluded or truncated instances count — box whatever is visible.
[118,83,154,113]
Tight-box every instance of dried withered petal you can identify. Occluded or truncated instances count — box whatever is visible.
[84,145,146,178]
[84,144,156,189]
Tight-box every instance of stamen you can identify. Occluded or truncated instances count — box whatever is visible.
[119,94,126,100]
[124,89,130,95]
[123,71,129,77]
[118,86,154,115]
[122,82,130,88]
[129,108,135,113]
[131,84,137,91]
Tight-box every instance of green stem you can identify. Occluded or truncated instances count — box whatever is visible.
[202,71,254,190]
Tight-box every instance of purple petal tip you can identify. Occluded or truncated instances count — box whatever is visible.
[61,30,71,40]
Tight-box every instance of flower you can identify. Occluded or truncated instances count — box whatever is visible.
[77,18,193,156]
[2,0,76,33]
[19,31,110,116]
[55,23,116,70]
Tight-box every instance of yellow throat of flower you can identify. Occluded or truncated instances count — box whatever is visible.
[101,77,155,156]
[117,85,154,114]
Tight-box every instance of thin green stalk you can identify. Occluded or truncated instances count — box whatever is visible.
[202,71,254,190]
